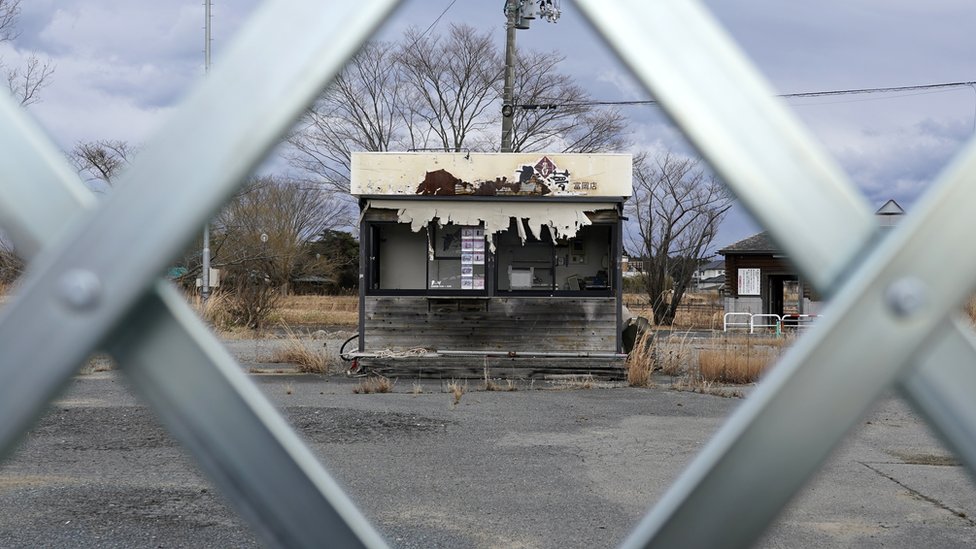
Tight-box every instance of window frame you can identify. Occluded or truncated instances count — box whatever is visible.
[362,218,618,299]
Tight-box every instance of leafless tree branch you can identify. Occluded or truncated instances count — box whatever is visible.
[628,151,732,325]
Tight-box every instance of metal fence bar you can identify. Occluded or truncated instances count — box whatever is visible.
[576,1,976,548]
[0,1,399,547]
[0,0,395,457]
[575,0,874,294]
[0,100,388,548]
[0,1,975,549]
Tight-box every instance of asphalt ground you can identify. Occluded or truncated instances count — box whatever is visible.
[1,368,974,548]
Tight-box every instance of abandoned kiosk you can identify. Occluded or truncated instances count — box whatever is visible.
[351,152,633,377]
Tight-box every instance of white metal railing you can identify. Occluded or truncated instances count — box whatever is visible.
[2,2,976,549]
[722,312,751,332]
[723,313,821,333]
[780,313,819,330]
[749,314,781,334]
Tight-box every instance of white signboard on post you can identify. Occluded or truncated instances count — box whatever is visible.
[738,268,761,296]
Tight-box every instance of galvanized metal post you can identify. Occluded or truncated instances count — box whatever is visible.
[500,1,517,153]
[201,0,212,302]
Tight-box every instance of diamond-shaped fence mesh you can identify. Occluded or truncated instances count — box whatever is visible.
[3,1,976,548]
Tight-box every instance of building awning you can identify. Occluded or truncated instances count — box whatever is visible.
[365,199,618,245]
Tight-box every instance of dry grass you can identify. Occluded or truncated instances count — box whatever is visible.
[623,292,723,329]
[696,335,783,384]
[698,348,772,384]
[967,295,976,325]
[446,379,466,405]
[623,327,788,394]
[268,325,336,374]
[198,290,236,331]
[410,382,424,395]
[80,353,116,375]
[670,376,743,398]
[482,377,518,392]
[353,376,394,394]
[626,330,655,387]
[552,374,596,390]
[269,295,358,327]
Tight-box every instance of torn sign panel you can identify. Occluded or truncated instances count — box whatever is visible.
[366,200,614,249]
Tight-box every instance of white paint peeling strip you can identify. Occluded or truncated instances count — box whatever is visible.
[367,200,616,249]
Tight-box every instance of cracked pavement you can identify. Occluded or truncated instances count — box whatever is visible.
[0,372,973,548]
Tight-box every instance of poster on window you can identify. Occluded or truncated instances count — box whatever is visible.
[738,268,761,296]
[472,276,485,290]
[473,252,484,265]
[462,253,473,265]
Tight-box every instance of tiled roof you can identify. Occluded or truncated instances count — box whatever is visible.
[718,231,778,254]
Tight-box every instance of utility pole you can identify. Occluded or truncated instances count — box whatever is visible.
[500,1,519,153]
[201,0,212,303]
[500,1,560,153]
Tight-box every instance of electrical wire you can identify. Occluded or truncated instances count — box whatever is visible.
[404,0,459,51]
[522,80,976,109]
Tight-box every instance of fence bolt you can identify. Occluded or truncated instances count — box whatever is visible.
[884,277,927,318]
[58,269,102,311]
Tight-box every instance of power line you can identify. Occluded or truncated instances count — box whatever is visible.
[520,80,976,109]
[406,0,459,50]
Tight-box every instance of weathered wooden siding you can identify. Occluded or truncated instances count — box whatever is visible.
[723,254,818,300]
[364,296,618,353]
[362,356,625,380]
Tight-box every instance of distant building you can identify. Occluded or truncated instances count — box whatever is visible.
[693,259,725,291]
[719,199,904,317]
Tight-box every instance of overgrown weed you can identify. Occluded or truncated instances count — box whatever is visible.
[446,379,466,406]
[626,330,655,387]
[268,324,336,374]
[353,376,394,394]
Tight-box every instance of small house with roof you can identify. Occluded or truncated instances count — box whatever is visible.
[350,151,633,377]
[720,199,904,317]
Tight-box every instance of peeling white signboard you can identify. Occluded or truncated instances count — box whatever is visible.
[738,268,761,296]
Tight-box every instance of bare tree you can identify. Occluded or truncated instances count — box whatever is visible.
[509,50,627,153]
[69,140,134,188]
[216,176,347,296]
[288,25,629,192]
[0,0,54,106]
[399,24,502,152]
[629,151,732,325]
[288,41,406,193]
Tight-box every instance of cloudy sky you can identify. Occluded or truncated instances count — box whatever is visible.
[4,0,975,248]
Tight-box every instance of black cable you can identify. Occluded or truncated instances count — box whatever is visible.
[404,0,459,52]
[522,80,976,109]
[339,333,360,362]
